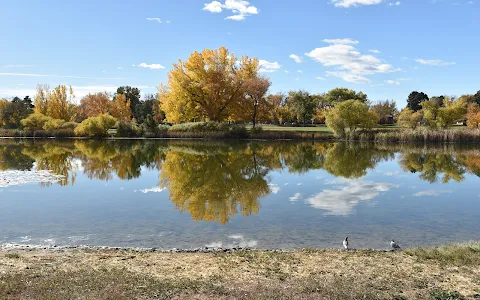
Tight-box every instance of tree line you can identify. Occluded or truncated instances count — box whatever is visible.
[1,46,479,137]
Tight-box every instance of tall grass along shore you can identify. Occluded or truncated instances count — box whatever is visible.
[3,122,480,143]
[0,242,479,299]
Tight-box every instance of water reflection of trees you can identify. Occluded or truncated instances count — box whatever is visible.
[2,140,480,223]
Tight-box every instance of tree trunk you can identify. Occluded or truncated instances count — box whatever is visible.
[252,103,257,128]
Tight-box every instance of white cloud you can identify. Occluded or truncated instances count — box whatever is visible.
[415,59,456,66]
[203,1,223,12]
[117,67,123,70]
[413,189,452,197]
[326,71,370,83]
[306,180,396,215]
[203,0,259,21]
[259,60,281,73]
[330,0,383,8]
[388,1,401,5]
[322,38,359,45]
[284,70,289,73]
[0,73,123,80]
[289,193,302,202]
[138,63,165,70]
[306,39,398,84]
[316,76,325,80]
[146,18,169,23]
[297,70,303,73]
[398,77,411,81]
[289,54,303,63]
[385,79,400,85]
[369,49,381,54]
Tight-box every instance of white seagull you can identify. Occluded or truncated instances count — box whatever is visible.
[390,240,401,250]
[343,237,349,250]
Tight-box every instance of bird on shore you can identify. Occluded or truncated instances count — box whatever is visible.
[343,237,349,250]
[390,240,401,250]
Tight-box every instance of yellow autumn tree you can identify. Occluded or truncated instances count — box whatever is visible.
[0,99,8,127]
[466,103,480,128]
[160,47,261,123]
[33,84,50,115]
[46,85,77,121]
[34,84,77,121]
[109,93,131,122]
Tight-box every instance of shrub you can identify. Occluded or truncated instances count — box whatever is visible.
[74,113,116,137]
[43,118,65,131]
[169,122,229,133]
[116,121,142,137]
[20,113,50,131]
[250,126,264,135]
[61,122,79,130]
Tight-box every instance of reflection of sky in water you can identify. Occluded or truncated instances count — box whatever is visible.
[0,140,479,250]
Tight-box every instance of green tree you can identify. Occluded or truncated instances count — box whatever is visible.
[371,100,398,124]
[74,113,116,137]
[397,108,423,129]
[324,88,368,106]
[437,97,467,128]
[325,100,379,138]
[421,99,440,128]
[406,91,429,112]
[21,113,50,130]
[1,96,34,128]
[287,90,317,124]
[116,86,141,121]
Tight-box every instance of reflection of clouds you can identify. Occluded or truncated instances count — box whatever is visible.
[268,183,280,194]
[0,170,65,188]
[306,180,396,215]
[414,189,452,197]
[383,171,401,176]
[289,193,302,202]
[136,187,166,193]
[206,235,258,248]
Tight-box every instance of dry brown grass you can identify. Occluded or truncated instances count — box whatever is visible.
[0,247,479,299]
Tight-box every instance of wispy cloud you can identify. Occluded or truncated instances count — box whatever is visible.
[330,0,383,8]
[2,64,34,68]
[138,63,165,70]
[146,18,170,23]
[0,73,123,80]
[388,1,401,6]
[289,54,303,63]
[203,0,259,21]
[415,59,456,66]
[369,49,381,54]
[385,79,400,85]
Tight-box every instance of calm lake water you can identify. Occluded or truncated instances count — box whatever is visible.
[0,139,479,250]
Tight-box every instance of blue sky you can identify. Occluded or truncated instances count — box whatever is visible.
[0,0,478,107]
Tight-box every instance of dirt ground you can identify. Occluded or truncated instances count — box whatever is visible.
[0,246,479,299]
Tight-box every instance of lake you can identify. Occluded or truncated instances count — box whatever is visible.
[0,139,479,250]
